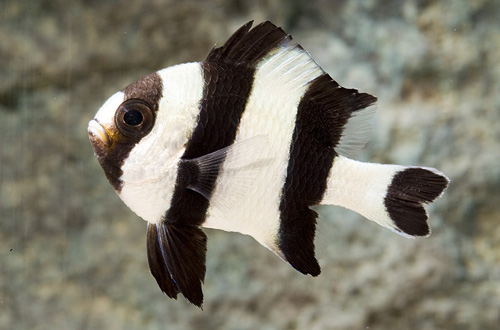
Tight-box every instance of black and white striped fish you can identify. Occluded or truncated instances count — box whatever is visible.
[88,21,449,308]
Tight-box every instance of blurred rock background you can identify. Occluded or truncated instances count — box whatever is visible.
[1,0,499,329]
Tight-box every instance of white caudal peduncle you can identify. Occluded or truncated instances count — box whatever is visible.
[321,155,405,232]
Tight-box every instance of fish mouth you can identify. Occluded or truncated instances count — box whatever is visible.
[88,119,111,147]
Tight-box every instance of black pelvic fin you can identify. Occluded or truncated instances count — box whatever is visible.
[146,222,207,308]
[385,168,450,236]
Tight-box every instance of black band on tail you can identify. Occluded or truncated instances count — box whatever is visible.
[384,168,449,236]
[146,222,207,308]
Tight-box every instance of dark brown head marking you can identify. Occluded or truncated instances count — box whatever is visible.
[92,72,163,191]
[123,72,163,112]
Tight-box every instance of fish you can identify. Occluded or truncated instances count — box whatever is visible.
[88,21,449,308]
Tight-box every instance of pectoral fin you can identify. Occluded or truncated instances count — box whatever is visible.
[181,134,270,211]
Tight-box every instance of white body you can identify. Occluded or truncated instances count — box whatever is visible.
[92,47,410,249]
[204,45,323,250]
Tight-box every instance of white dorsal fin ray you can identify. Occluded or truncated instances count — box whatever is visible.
[335,104,377,157]
[256,43,324,93]
[257,37,375,157]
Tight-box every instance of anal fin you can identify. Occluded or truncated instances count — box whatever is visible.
[277,207,321,277]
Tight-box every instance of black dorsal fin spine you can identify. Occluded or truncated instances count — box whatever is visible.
[205,21,289,66]
[205,21,254,62]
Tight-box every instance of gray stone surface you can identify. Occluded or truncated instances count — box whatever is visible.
[1,0,499,329]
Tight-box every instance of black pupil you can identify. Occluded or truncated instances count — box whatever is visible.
[123,109,143,126]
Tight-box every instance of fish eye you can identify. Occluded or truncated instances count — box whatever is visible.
[115,99,155,138]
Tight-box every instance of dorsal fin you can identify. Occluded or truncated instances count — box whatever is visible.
[206,21,377,157]
[205,21,289,66]
[297,73,378,156]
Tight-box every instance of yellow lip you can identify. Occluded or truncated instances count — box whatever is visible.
[88,119,111,147]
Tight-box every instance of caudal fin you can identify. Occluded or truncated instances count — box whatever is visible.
[383,167,449,236]
[322,156,449,237]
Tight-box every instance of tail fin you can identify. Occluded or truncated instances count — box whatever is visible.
[321,156,449,237]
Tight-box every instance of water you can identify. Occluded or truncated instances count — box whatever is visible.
[1,0,499,329]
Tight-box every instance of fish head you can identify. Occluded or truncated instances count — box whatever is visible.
[88,89,159,183]
[88,72,192,222]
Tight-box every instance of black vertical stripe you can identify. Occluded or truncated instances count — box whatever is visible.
[165,21,289,227]
[153,21,296,306]
[278,74,377,276]
[164,63,255,226]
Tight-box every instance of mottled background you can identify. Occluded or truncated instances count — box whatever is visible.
[1,0,499,329]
